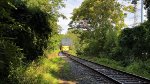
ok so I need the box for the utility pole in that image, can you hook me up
[141,0,143,23]
[132,0,138,26]
[132,0,144,24]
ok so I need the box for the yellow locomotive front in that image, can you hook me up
[61,46,69,52]
[60,38,72,53]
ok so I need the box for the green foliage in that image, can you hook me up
[0,0,65,83]
[68,0,150,79]
[79,55,150,79]
[70,0,125,57]
[71,0,125,30]
[10,3,51,60]
[123,5,135,13]
[118,21,150,61]
[126,60,150,78]
[144,0,150,8]
[104,28,118,53]
[9,57,69,84]
[0,39,23,83]
[79,55,124,71]
[144,0,150,20]
[47,34,63,53]
[0,0,64,61]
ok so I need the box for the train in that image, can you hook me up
[60,38,72,52]
[60,46,70,52]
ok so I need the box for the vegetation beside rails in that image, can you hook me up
[78,55,150,79]
[10,53,72,84]
[0,0,65,83]
[67,0,150,80]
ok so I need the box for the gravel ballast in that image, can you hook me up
[62,56,115,84]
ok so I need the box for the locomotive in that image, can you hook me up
[60,38,72,52]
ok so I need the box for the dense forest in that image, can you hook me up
[0,0,64,83]
[68,0,150,78]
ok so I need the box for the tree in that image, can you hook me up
[0,0,64,82]
[0,0,64,61]
[144,0,150,20]
[70,0,125,56]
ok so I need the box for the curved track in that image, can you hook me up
[63,53,150,84]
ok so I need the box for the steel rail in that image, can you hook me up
[63,53,150,84]
[64,53,122,84]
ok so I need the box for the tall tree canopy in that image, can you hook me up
[0,0,64,82]
[70,0,125,56]
[70,0,125,30]
[0,0,64,61]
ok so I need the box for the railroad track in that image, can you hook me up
[63,53,150,84]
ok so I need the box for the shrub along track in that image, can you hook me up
[63,53,150,84]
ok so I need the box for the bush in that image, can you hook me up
[9,57,70,84]
[118,21,150,61]
[0,39,23,83]
[126,60,150,79]
[79,55,150,79]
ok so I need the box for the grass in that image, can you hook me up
[125,60,150,79]
[79,55,124,70]
[9,51,73,84]
[78,55,150,79]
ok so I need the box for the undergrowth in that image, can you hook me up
[79,55,150,79]
[10,56,71,84]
